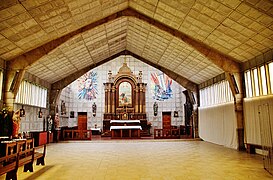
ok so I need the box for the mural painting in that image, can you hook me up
[151,72,173,101]
[78,71,98,100]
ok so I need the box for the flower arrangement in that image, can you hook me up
[147,121,152,127]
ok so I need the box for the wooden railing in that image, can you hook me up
[63,130,92,140]
[154,129,180,139]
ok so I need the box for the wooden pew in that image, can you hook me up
[0,139,47,180]
[0,142,17,180]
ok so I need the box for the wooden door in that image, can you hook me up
[78,112,87,130]
[162,112,171,129]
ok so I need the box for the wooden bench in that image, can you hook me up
[0,138,46,180]
[0,142,17,180]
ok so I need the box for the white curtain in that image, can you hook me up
[199,102,238,149]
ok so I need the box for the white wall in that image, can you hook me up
[14,104,48,132]
[244,95,273,146]
[59,56,186,131]
[199,102,238,149]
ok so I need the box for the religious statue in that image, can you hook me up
[12,110,21,138]
[153,102,158,116]
[54,113,60,129]
[138,71,143,83]
[61,100,66,115]
[47,115,53,132]
[92,102,97,117]
[108,71,112,82]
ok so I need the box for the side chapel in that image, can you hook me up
[102,62,148,137]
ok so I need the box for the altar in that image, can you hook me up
[110,120,142,138]
[110,126,142,138]
[102,60,148,138]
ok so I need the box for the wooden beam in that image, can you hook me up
[7,10,126,70]
[8,8,240,74]
[122,8,241,73]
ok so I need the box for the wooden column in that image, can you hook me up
[139,84,143,113]
[142,85,146,113]
[226,72,245,151]
[3,69,25,111]
[111,86,115,113]
[135,86,139,113]
[107,84,111,113]
[104,87,108,113]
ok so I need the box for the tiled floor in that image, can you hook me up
[1,140,272,180]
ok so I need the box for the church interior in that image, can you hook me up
[0,0,273,179]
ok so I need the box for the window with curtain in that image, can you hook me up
[260,65,267,95]
[269,62,273,94]
[245,70,252,98]
[253,68,260,97]
[244,62,273,98]
[15,80,47,108]
[200,80,233,107]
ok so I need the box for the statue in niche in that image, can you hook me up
[61,100,66,115]
[153,102,158,116]
[92,102,97,117]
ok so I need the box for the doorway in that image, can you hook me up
[78,112,87,130]
[162,112,171,129]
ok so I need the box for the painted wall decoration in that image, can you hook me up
[119,82,132,106]
[151,72,173,101]
[78,71,98,100]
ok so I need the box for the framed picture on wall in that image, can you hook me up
[20,107,25,117]
[174,111,178,117]
[70,111,75,118]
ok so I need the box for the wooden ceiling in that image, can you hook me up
[1,0,272,84]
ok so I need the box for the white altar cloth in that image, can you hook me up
[110,120,140,123]
[110,126,142,130]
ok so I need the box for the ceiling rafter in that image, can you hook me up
[7,8,240,74]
